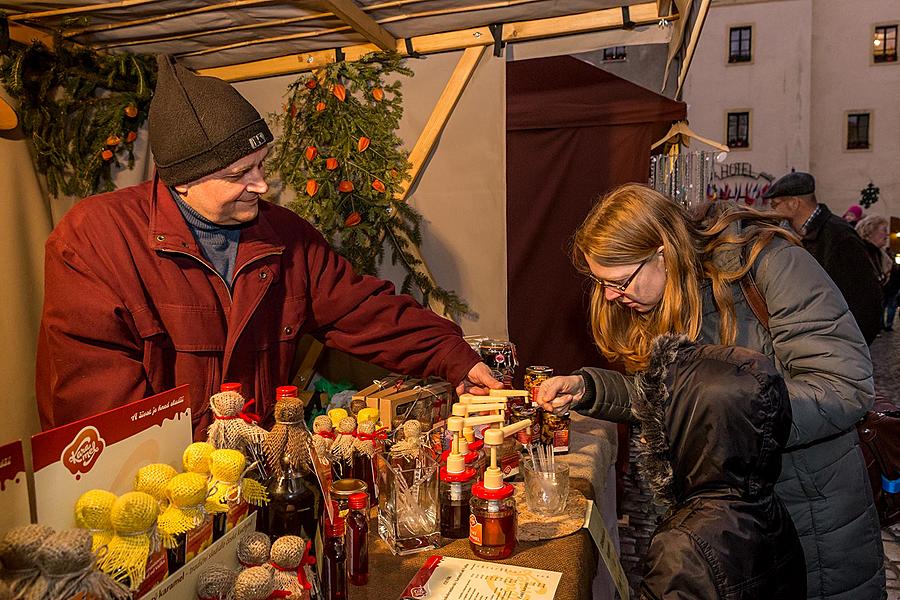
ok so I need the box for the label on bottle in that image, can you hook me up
[310,444,335,522]
[553,427,570,453]
[469,514,483,546]
[226,500,249,532]
[185,517,214,561]
[136,547,169,597]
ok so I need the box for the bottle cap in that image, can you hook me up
[348,492,368,510]
[220,382,242,393]
[276,385,298,399]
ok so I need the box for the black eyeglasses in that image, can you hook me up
[589,254,654,293]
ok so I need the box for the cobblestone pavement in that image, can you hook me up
[617,328,900,599]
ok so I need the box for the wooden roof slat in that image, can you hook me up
[177,24,354,58]
[9,0,169,22]
[63,0,276,38]
[198,2,673,82]
[322,0,396,52]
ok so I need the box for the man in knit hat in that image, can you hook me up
[36,56,499,438]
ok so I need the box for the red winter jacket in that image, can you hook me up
[37,177,480,439]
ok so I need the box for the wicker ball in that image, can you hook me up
[236,532,271,568]
[233,565,276,600]
[196,563,236,600]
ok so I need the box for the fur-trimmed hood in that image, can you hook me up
[632,335,792,505]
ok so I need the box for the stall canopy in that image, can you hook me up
[506,56,686,378]
[2,0,701,88]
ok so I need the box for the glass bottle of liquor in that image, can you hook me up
[346,492,369,586]
[322,513,348,600]
[265,452,322,543]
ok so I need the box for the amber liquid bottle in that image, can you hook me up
[346,493,369,586]
[266,453,322,544]
[322,514,349,600]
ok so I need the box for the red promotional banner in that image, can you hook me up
[0,439,30,534]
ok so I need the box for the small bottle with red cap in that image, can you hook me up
[322,503,349,600]
[346,492,369,586]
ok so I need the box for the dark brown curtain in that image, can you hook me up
[506,56,686,380]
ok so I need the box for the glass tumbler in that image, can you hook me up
[522,459,569,516]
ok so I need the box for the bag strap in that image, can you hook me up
[740,266,769,332]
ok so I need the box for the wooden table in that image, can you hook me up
[347,477,598,600]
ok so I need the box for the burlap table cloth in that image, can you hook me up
[348,477,598,600]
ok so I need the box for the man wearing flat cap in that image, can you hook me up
[36,56,499,438]
[766,171,882,343]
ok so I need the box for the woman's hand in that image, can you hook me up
[455,362,503,396]
[536,375,586,414]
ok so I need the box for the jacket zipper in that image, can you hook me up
[158,249,284,301]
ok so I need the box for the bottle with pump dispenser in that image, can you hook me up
[439,415,479,539]
[468,419,532,560]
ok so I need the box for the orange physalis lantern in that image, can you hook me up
[371,88,384,101]
[306,179,319,196]
[325,158,339,171]
[124,105,138,118]
[344,212,362,227]
[126,131,138,143]
[372,180,386,193]
[106,135,121,146]
[315,102,326,112]
[101,149,114,161]
[305,146,318,161]
[338,180,354,192]
[357,137,370,152]
[306,79,318,90]
[332,84,346,102]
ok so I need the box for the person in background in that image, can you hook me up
[634,336,805,600]
[36,56,499,440]
[843,204,864,226]
[536,184,884,599]
[856,215,900,331]
[765,172,883,344]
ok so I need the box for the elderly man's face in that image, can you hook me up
[174,146,269,225]
[769,195,799,221]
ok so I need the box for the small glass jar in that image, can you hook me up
[469,483,517,560]
[509,405,540,446]
[523,366,553,405]
[330,478,368,518]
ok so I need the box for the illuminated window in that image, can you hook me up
[873,25,897,63]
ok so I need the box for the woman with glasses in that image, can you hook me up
[536,183,885,599]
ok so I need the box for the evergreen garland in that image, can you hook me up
[269,52,471,321]
[0,36,155,198]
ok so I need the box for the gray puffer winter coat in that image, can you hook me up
[576,223,885,599]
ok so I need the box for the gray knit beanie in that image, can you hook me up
[149,55,274,186]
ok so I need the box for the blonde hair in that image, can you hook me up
[855,214,888,245]
[573,184,798,371]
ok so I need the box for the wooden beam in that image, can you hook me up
[400,46,485,199]
[675,0,711,99]
[8,22,57,49]
[64,0,274,37]
[321,0,396,52]
[8,0,165,22]
[199,2,673,82]
[656,0,675,17]
[178,25,353,58]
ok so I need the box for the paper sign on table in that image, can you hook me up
[0,439,30,534]
[31,385,192,530]
[583,499,630,600]
[399,555,561,600]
